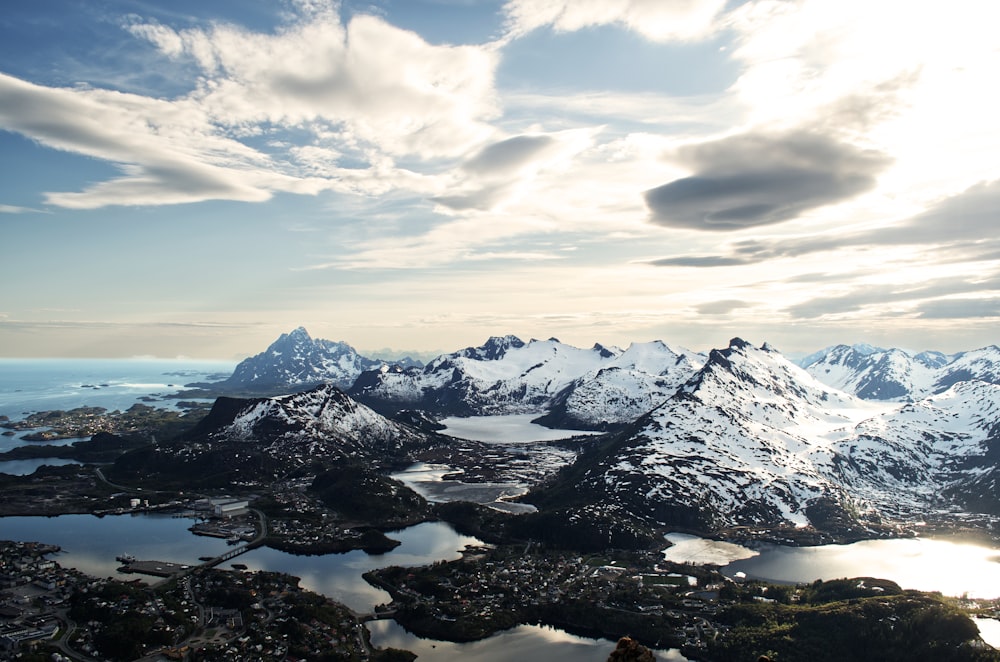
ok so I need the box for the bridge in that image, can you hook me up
[148,509,268,587]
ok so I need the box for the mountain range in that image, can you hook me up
[166,328,1000,540]
[800,342,1000,401]
[202,328,1000,417]
[349,335,705,427]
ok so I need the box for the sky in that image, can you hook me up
[1,0,999,360]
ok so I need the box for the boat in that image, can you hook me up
[116,553,136,563]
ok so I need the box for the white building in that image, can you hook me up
[213,500,249,518]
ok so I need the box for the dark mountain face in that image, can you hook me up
[207,327,392,392]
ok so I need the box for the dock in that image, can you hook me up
[118,560,192,578]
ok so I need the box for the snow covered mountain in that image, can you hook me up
[112,383,440,487]
[533,339,872,533]
[801,343,1000,401]
[193,383,432,462]
[349,335,626,417]
[530,338,1000,538]
[204,327,418,393]
[933,345,1000,392]
[534,340,705,430]
[800,344,939,400]
[829,379,1000,515]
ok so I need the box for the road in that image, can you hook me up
[52,608,98,662]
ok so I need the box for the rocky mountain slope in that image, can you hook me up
[529,338,1000,539]
[802,343,1000,401]
[199,327,419,393]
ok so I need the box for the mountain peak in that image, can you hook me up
[212,328,384,391]
[728,337,753,350]
[475,335,526,360]
[282,326,313,343]
[592,342,616,358]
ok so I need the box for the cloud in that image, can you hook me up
[0,5,502,209]
[648,255,749,267]
[0,319,259,331]
[0,73,277,208]
[154,11,499,159]
[434,129,595,211]
[696,299,752,315]
[462,135,556,177]
[785,273,1000,320]
[0,204,49,214]
[882,179,1000,245]
[916,298,1000,320]
[503,0,726,42]
[644,130,891,231]
[661,178,1000,266]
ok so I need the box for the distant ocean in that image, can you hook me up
[0,358,234,473]
[0,358,235,422]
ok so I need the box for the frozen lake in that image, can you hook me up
[440,413,599,442]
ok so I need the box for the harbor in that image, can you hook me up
[112,509,267,580]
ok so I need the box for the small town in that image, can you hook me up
[0,539,398,661]
[366,543,730,652]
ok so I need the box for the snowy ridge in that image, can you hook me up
[541,340,706,429]
[934,345,1000,392]
[802,343,1000,401]
[350,335,626,417]
[566,339,870,531]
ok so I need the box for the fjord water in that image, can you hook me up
[0,358,234,425]
[724,536,1000,600]
[0,513,234,578]
[665,533,1000,600]
[235,521,483,612]
[0,515,479,607]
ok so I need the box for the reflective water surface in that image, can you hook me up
[368,620,688,661]
[236,521,483,612]
[723,536,1000,599]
